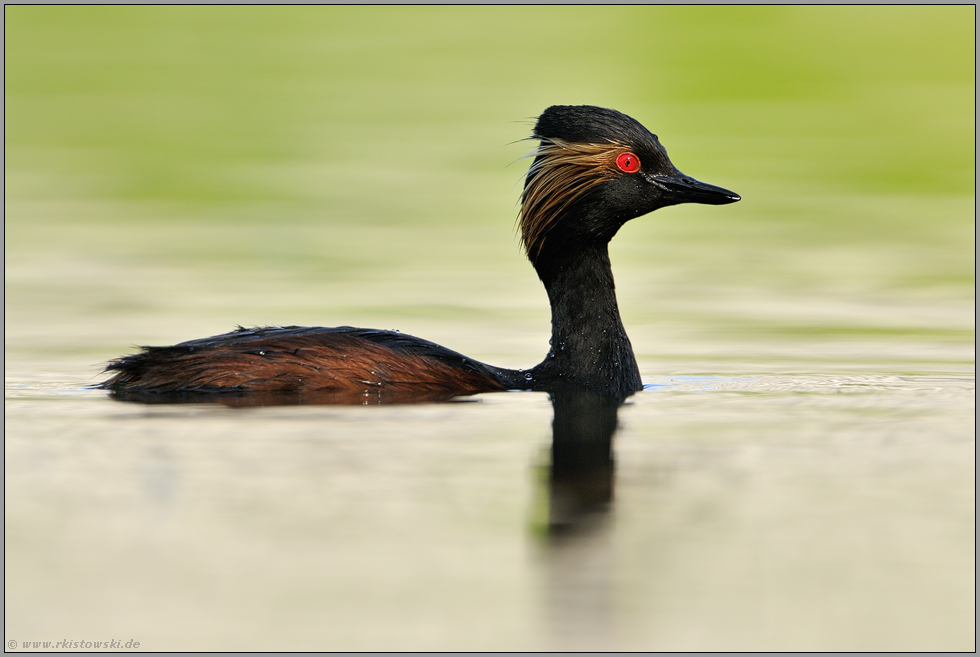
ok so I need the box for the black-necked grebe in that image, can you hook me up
[101,105,739,403]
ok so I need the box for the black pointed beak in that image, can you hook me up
[651,171,741,205]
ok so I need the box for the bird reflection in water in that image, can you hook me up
[111,387,622,533]
[106,387,471,407]
[536,390,623,650]
[544,390,620,532]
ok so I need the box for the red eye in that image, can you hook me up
[616,152,640,173]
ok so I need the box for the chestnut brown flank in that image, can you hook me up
[102,328,506,395]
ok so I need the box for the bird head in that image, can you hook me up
[519,105,740,263]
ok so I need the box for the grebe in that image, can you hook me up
[101,105,739,403]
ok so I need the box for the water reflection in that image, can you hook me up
[540,391,622,649]
[109,386,625,530]
[109,385,624,530]
[546,391,620,532]
[107,388,472,406]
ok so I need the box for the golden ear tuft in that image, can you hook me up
[518,138,626,258]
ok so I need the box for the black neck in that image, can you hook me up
[529,242,642,400]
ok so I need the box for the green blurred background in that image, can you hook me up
[4,6,975,370]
